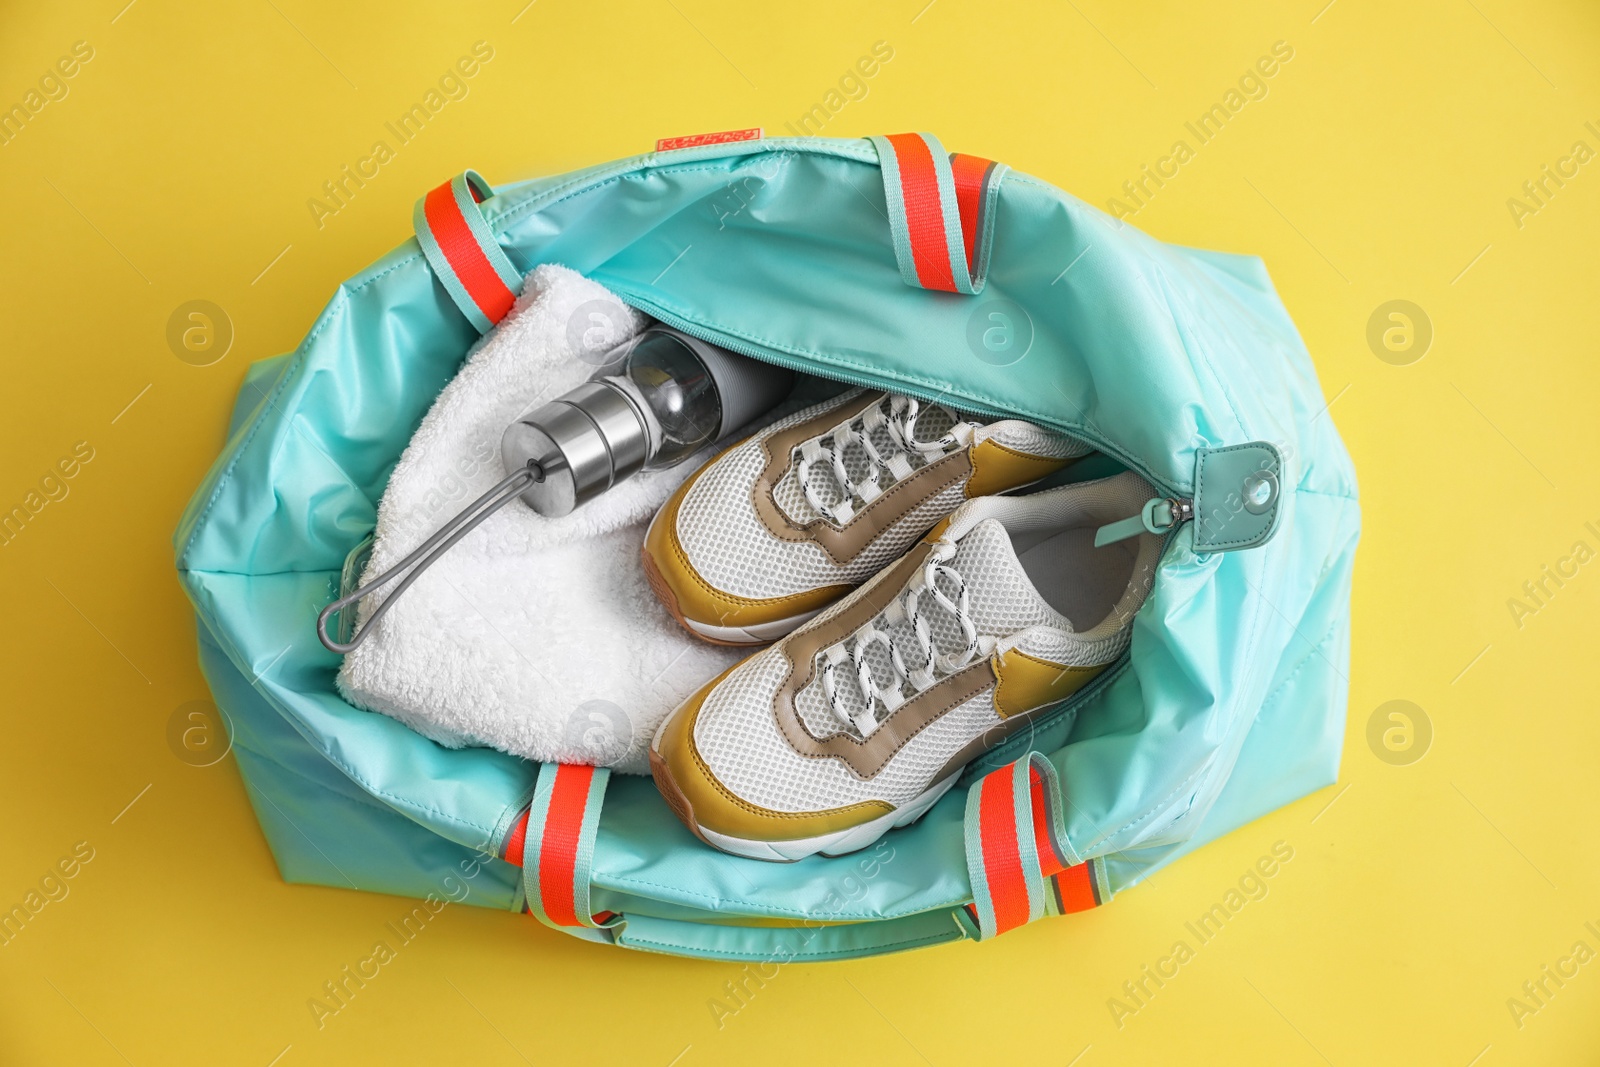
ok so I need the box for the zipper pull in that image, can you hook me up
[1094,497,1193,547]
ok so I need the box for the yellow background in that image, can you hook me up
[2,0,1597,1063]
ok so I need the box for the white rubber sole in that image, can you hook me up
[682,608,824,646]
[696,773,960,862]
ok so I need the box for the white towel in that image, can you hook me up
[336,265,744,774]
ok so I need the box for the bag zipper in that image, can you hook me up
[610,291,1189,501]
[1093,496,1194,547]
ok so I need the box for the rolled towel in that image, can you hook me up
[336,264,745,773]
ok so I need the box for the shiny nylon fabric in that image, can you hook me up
[174,137,1357,958]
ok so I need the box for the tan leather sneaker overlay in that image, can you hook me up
[750,392,975,567]
[771,542,987,779]
[991,649,1105,718]
[965,438,1077,498]
[652,666,893,842]
[770,544,1108,781]
[645,452,851,634]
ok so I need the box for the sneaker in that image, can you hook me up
[642,388,1090,646]
[649,471,1165,861]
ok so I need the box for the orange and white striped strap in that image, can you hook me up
[868,132,1006,296]
[501,763,614,930]
[413,169,524,334]
[962,753,1105,939]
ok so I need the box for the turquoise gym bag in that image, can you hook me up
[174,131,1358,960]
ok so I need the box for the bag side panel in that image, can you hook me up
[199,629,522,908]
[187,569,535,851]
[1100,514,1354,890]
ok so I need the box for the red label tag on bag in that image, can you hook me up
[655,127,763,152]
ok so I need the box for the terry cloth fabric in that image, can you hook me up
[336,264,745,774]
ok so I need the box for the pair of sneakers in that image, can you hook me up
[643,388,1165,861]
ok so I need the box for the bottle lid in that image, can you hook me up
[500,381,649,516]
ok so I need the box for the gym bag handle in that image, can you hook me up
[868,132,1006,296]
[412,136,1004,333]
[506,762,612,931]
[961,752,1107,940]
[413,169,523,333]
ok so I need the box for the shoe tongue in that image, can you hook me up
[944,518,1073,638]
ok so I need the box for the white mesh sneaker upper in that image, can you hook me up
[673,389,1088,602]
[981,419,1093,460]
